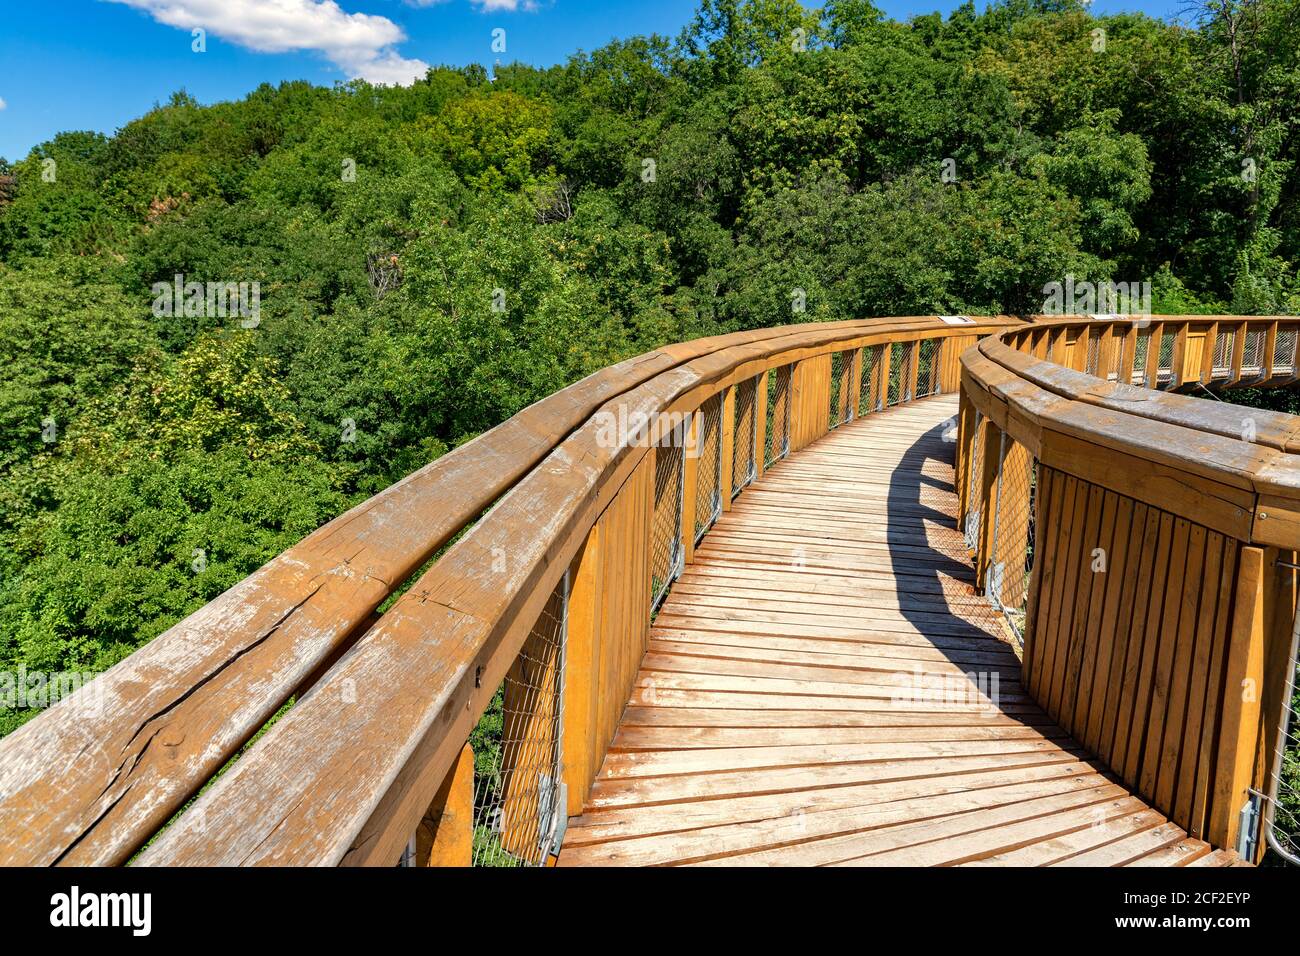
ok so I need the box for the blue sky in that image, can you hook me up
[0,0,1191,163]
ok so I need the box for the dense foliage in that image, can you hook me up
[2,0,1299,736]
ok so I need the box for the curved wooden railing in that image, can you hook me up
[958,314,1300,863]
[0,314,1011,866]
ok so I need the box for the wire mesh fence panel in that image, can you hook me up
[1266,673,1300,864]
[732,375,758,497]
[1243,326,1266,377]
[1212,327,1236,377]
[764,364,791,467]
[1155,331,1175,387]
[471,575,567,867]
[1131,329,1151,386]
[887,341,915,406]
[1085,333,1102,376]
[1262,611,1300,866]
[986,434,1038,646]
[916,338,941,397]
[1274,329,1298,376]
[651,434,685,611]
[694,393,723,542]
[963,412,986,552]
[857,345,884,415]
[827,350,854,428]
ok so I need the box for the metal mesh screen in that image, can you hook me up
[1131,330,1151,386]
[471,575,567,867]
[857,345,884,415]
[1264,636,1300,865]
[651,434,685,611]
[916,338,941,398]
[828,350,853,428]
[1243,327,1266,376]
[986,434,1038,647]
[1085,333,1102,376]
[887,341,915,406]
[1155,331,1175,387]
[1212,328,1235,377]
[694,394,723,542]
[963,412,986,552]
[732,376,757,497]
[764,365,791,467]
[1274,329,1298,375]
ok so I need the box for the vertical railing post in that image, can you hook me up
[1097,327,1114,379]
[1066,329,1083,371]
[1143,324,1163,387]
[1169,323,1189,387]
[719,385,735,513]
[939,337,966,393]
[877,345,893,412]
[789,360,806,453]
[847,348,862,421]
[1050,329,1066,365]
[905,341,920,403]
[1230,320,1248,385]
[1210,546,1266,854]
[1263,321,1279,382]
[1119,324,1138,384]
[416,743,474,866]
[561,525,600,816]
[1200,321,1219,384]
[753,370,769,481]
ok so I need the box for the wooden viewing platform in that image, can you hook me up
[559,397,1236,866]
[1,315,1295,867]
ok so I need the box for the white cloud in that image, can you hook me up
[473,0,539,9]
[0,97,7,111]
[107,0,430,85]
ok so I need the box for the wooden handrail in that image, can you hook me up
[982,330,1300,453]
[958,316,1300,860]
[0,315,1014,866]
[136,316,1009,866]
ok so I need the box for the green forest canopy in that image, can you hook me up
[1,0,1299,733]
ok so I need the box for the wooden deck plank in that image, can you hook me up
[558,395,1217,867]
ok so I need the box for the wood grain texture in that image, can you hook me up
[0,316,1016,866]
[557,396,1216,867]
[9,313,1289,869]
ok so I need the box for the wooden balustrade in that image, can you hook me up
[6,311,1296,867]
[1001,315,1300,392]
[0,314,1011,867]
[960,317,1300,860]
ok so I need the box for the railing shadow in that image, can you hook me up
[882,409,1046,732]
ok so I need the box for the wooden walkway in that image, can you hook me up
[557,395,1237,867]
